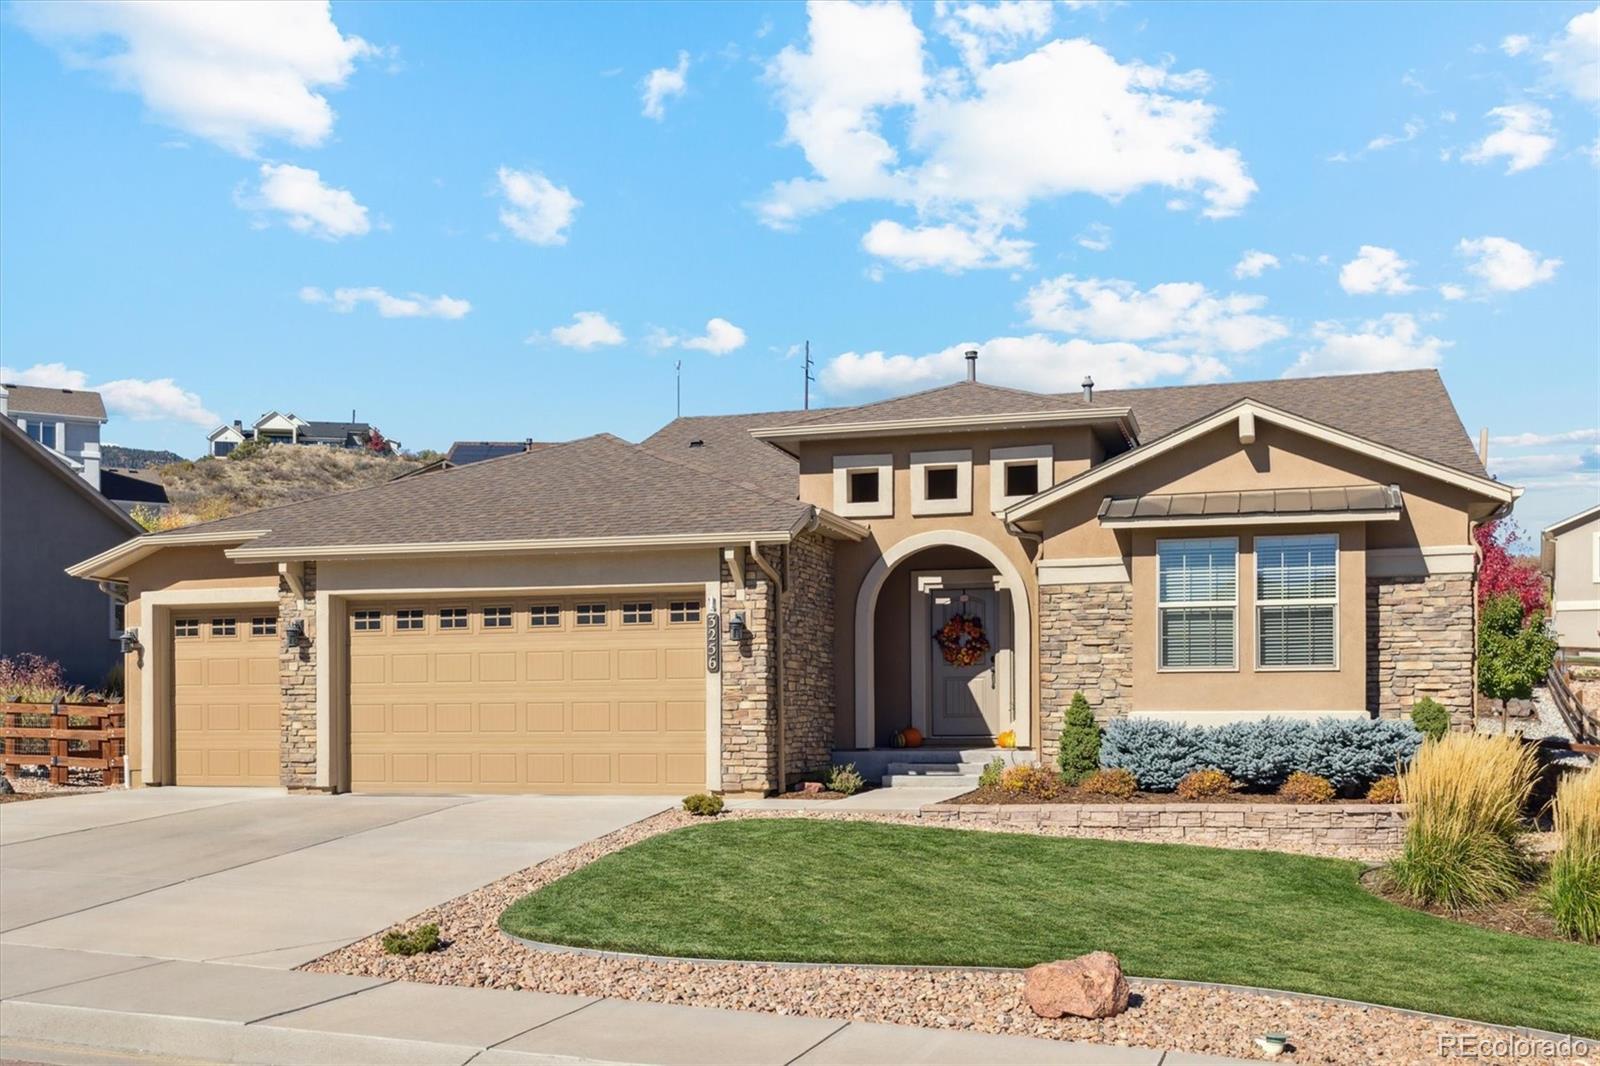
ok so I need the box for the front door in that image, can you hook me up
[929,587,1001,738]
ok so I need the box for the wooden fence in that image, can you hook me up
[1548,650,1597,747]
[1,702,125,786]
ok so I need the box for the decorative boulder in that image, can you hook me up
[797,780,825,795]
[1024,952,1130,1019]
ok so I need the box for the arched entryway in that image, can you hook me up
[854,530,1032,749]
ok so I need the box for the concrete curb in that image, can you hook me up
[499,932,1589,1044]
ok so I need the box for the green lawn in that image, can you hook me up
[501,820,1600,1037]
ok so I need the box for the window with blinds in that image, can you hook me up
[1157,538,1237,669]
[1256,534,1338,668]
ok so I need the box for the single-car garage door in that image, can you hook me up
[348,594,707,794]
[173,612,282,786]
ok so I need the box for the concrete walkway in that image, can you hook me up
[0,947,1245,1065]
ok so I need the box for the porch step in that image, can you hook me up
[833,746,1036,781]
[880,772,983,790]
[886,761,993,775]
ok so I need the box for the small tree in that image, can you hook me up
[1410,697,1450,741]
[1056,691,1101,785]
[1477,592,1557,701]
[1474,519,1546,619]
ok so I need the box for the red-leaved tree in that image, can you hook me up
[1474,518,1547,620]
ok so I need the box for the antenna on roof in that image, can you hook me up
[803,341,815,410]
[675,360,682,419]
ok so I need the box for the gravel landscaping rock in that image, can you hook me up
[304,809,1582,1064]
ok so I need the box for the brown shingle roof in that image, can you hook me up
[642,409,803,498]
[782,381,1096,426]
[2,384,107,420]
[174,433,810,552]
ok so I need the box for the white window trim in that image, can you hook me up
[1156,536,1239,673]
[1254,533,1340,672]
[833,453,893,518]
[990,445,1053,512]
[107,583,128,639]
[910,449,972,517]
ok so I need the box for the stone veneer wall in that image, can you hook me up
[782,532,836,778]
[1367,573,1475,724]
[279,561,318,788]
[1038,582,1132,763]
[720,549,777,792]
[920,801,1405,859]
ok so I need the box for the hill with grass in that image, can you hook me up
[102,444,187,469]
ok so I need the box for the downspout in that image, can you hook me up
[750,538,787,795]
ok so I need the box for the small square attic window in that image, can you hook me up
[1005,462,1039,498]
[925,466,959,500]
[848,469,880,504]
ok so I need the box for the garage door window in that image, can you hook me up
[353,609,382,632]
[251,617,277,637]
[622,602,654,625]
[439,607,469,630]
[483,606,513,628]
[175,618,200,638]
[211,618,237,637]
[576,603,607,626]
[396,609,425,631]
[669,600,701,623]
[529,605,560,628]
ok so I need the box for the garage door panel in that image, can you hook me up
[173,613,280,787]
[349,594,706,794]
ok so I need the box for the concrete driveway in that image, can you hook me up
[0,788,668,968]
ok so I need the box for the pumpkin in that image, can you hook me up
[891,730,907,748]
[901,727,923,748]
[996,729,1016,749]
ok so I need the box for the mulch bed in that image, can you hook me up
[953,785,1385,806]
[1360,867,1568,944]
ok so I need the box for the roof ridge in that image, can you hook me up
[635,434,802,508]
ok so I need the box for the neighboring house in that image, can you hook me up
[101,468,171,516]
[71,364,1516,796]
[1,416,143,684]
[394,440,551,480]
[0,382,107,490]
[207,412,382,457]
[1543,503,1600,653]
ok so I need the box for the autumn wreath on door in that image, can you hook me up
[933,612,991,668]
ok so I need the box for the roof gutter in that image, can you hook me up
[225,530,801,562]
[750,408,1139,458]
[67,529,269,581]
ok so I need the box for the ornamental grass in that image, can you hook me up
[1547,762,1600,943]
[1386,733,1537,910]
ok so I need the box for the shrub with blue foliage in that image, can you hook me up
[1292,717,1422,791]
[1100,715,1422,793]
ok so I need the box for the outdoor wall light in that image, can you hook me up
[284,619,306,649]
[119,628,141,655]
[728,611,747,641]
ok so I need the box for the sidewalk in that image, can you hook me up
[0,947,1248,1065]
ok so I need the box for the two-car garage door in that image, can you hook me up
[346,594,707,794]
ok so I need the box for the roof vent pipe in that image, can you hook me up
[965,348,978,382]
[1082,375,1094,403]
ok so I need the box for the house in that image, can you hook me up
[1,416,144,684]
[392,441,552,480]
[207,412,382,457]
[70,362,1516,796]
[1542,503,1600,653]
[0,382,106,490]
[100,467,171,516]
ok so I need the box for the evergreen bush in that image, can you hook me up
[1055,692,1101,785]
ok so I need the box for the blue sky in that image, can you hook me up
[1,1,1596,533]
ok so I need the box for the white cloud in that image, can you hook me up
[761,2,1254,265]
[1285,314,1450,377]
[1462,104,1555,173]
[861,219,1032,271]
[934,0,1054,69]
[1233,250,1279,279]
[1456,236,1561,292]
[1365,118,1424,152]
[641,51,689,120]
[546,311,626,349]
[1490,428,1600,447]
[239,163,368,239]
[1438,283,1468,301]
[820,333,1226,399]
[1544,6,1599,104]
[1500,34,1531,57]
[14,0,375,156]
[1075,222,1112,252]
[1,362,216,426]
[1338,245,1417,295]
[495,167,580,245]
[1023,275,1289,356]
[655,317,748,355]
[1487,448,1600,477]
[299,286,470,319]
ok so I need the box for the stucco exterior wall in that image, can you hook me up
[797,429,1074,748]
[1550,514,1600,651]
